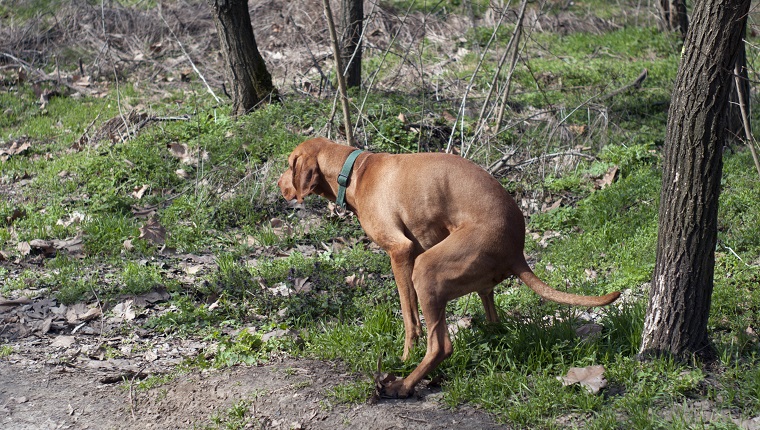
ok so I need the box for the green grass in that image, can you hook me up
[2,1,760,428]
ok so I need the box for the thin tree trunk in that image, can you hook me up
[341,0,363,89]
[727,22,749,141]
[659,0,689,38]
[208,0,278,116]
[640,0,751,361]
[323,0,355,146]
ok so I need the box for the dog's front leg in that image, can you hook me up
[388,241,422,361]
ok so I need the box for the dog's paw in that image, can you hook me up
[377,376,414,399]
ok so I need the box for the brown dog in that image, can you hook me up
[278,137,620,398]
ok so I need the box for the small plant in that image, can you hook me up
[0,345,13,358]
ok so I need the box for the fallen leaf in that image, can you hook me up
[541,199,563,213]
[28,239,57,257]
[575,323,603,340]
[66,303,102,324]
[138,217,166,246]
[131,184,149,199]
[56,211,88,227]
[293,277,312,293]
[345,274,365,288]
[123,239,134,251]
[5,207,26,225]
[595,166,619,189]
[558,365,607,394]
[447,316,472,336]
[52,235,84,257]
[0,140,31,158]
[17,242,31,256]
[112,300,136,322]
[50,335,77,348]
[568,124,587,136]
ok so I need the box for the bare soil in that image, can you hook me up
[1,355,507,430]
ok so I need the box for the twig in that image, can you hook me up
[723,244,759,267]
[322,0,355,146]
[0,52,94,96]
[494,0,530,132]
[734,62,760,178]
[445,1,509,154]
[157,4,221,104]
[490,150,595,175]
[599,68,648,101]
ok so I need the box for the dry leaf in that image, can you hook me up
[52,236,84,257]
[6,207,26,225]
[17,241,31,256]
[575,323,603,340]
[568,124,587,136]
[66,304,102,324]
[447,316,472,336]
[0,140,31,158]
[558,365,607,394]
[123,239,134,251]
[293,277,312,294]
[139,217,166,246]
[131,184,149,199]
[595,166,619,189]
[345,274,366,288]
[29,239,57,257]
[541,199,563,213]
[50,335,77,348]
[56,211,88,227]
[112,300,136,322]
[175,169,189,179]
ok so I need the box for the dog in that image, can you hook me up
[278,137,620,398]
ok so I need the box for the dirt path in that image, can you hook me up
[1,357,509,430]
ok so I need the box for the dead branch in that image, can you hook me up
[322,0,355,146]
[490,150,596,175]
[599,68,648,101]
[0,52,94,96]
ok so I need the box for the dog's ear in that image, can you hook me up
[291,155,320,203]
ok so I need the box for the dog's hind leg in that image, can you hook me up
[382,229,502,397]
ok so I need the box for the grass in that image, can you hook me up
[2,0,760,428]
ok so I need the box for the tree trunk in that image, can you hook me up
[640,0,751,361]
[659,0,689,38]
[340,0,363,89]
[208,0,278,116]
[727,22,749,142]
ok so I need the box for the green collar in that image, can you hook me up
[336,149,363,209]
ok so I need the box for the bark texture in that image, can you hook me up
[340,0,363,88]
[640,0,751,360]
[208,0,278,116]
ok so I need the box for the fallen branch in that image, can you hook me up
[490,150,595,175]
[599,68,648,101]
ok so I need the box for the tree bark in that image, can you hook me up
[640,0,751,361]
[340,0,363,89]
[659,0,689,38]
[208,0,278,116]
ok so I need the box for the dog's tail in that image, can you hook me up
[517,268,620,307]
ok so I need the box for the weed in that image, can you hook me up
[0,345,13,358]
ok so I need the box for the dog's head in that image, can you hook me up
[278,139,323,203]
